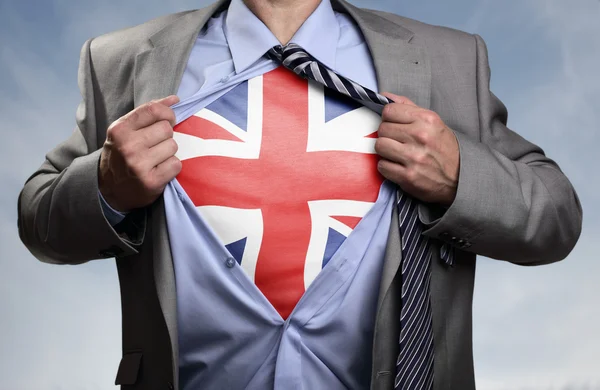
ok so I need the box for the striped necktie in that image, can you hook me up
[268,43,455,389]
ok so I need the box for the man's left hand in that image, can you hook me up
[375,92,460,207]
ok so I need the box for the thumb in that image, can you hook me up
[381,92,418,107]
[155,95,180,107]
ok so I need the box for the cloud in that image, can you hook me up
[470,1,600,389]
[509,0,600,190]
[0,213,122,389]
[474,229,600,389]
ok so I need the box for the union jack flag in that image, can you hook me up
[173,67,383,319]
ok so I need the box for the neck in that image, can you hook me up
[243,0,322,44]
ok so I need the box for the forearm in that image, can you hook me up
[18,145,146,264]
[17,38,146,265]
[421,130,582,265]
[419,34,582,265]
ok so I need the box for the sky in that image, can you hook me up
[0,0,598,389]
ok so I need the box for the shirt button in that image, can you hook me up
[225,257,236,268]
[220,75,230,83]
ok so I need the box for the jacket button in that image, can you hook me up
[167,382,174,390]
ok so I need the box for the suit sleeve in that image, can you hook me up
[17,38,147,265]
[420,34,582,265]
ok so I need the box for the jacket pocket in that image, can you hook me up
[115,351,143,385]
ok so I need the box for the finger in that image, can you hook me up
[145,138,179,169]
[155,95,180,107]
[381,101,423,124]
[374,137,410,165]
[380,92,417,107]
[121,96,179,130]
[153,155,183,187]
[378,121,416,144]
[137,120,174,148]
[377,158,409,187]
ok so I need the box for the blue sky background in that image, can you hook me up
[0,0,598,389]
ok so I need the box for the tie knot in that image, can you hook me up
[268,43,311,62]
[272,44,284,55]
[267,45,285,62]
[267,43,314,79]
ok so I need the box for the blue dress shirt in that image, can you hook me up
[100,0,396,388]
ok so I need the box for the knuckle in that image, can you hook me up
[412,150,428,165]
[161,120,174,138]
[382,104,394,120]
[144,101,158,118]
[377,159,387,173]
[168,138,179,154]
[377,158,395,175]
[164,138,179,155]
[153,121,167,138]
[415,130,431,145]
[171,157,183,175]
[377,122,392,138]
[166,107,176,123]
[398,96,413,105]
[125,110,140,126]
[106,125,118,141]
[107,120,127,140]
[419,110,440,126]
[405,167,418,183]
[374,138,385,154]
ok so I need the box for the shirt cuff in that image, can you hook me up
[417,203,448,228]
[98,190,128,226]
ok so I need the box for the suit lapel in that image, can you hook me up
[333,0,433,313]
[133,0,229,107]
[332,0,432,109]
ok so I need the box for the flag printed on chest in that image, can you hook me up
[174,67,383,319]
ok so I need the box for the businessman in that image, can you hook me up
[17,0,582,389]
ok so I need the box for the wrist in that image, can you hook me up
[99,184,131,214]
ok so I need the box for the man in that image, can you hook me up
[17,0,582,389]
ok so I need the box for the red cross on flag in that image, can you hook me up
[173,67,384,319]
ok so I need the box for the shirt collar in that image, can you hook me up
[225,0,340,74]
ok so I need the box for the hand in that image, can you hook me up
[375,92,460,206]
[98,95,182,213]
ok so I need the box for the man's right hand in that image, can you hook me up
[98,95,182,213]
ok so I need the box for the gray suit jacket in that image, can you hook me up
[17,0,582,389]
